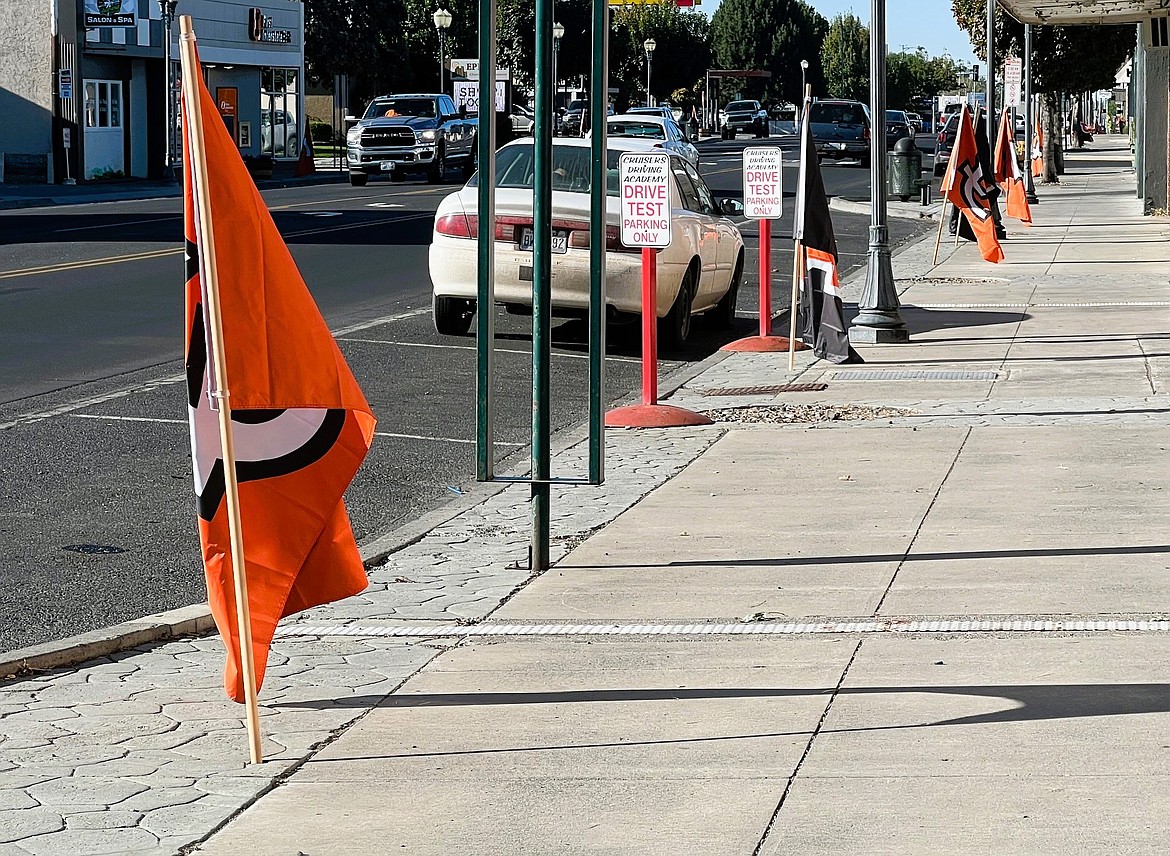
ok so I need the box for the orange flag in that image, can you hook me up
[942,105,1004,264]
[994,109,1032,225]
[182,55,375,703]
[1031,118,1044,178]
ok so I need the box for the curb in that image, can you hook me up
[830,196,942,221]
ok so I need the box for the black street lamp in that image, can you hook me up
[644,38,656,106]
[433,8,453,93]
[553,21,564,113]
[160,0,178,183]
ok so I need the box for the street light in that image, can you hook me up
[799,58,808,98]
[553,21,564,118]
[644,38,656,106]
[159,0,178,182]
[433,8,453,93]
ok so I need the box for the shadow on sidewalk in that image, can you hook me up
[848,307,1030,335]
[281,683,1170,734]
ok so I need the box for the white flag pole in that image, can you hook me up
[178,15,263,766]
[789,85,812,372]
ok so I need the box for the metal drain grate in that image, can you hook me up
[701,383,828,396]
[829,370,999,381]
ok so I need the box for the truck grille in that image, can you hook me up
[361,128,416,148]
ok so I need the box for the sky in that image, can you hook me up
[699,0,980,67]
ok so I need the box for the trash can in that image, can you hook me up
[888,136,922,202]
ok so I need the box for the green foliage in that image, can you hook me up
[820,13,868,101]
[950,0,1133,93]
[610,5,712,106]
[711,0,827,103]
[886,49,962,109]
[304,0,411,102]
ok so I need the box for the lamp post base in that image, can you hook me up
[849,324,909,344]
[850,225,909,344]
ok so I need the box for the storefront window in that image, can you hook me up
[260,67,299,157]
[84,81,122,129]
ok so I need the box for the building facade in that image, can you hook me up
[0,0,304,184]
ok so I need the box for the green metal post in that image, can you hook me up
[475,0,497,482]
[532,0,553,571]
[587,0,608,485]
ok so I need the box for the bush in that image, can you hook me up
[310,121,334,144]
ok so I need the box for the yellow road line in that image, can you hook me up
[0,211,433,280]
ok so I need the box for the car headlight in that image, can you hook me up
[346,128,361,144]
[419,129,437,141]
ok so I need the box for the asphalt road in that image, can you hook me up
[0,136,933,653]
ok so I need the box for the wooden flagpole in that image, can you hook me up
[931,197,949,266]
[178,15,264,766]
[789,84,813,372]
[788,240,801,371]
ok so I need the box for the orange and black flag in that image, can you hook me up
[794,96,862,364]
[182,51,375,703]
[943,105,1004,264]
[994,109,1032,225]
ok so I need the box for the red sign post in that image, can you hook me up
[606,151,711,428]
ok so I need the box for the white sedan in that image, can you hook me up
[429,138,745,347]
[589,114,700,167]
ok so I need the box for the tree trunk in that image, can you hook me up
[1042,91,1061,184]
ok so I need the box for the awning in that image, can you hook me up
[999,0,1170,25]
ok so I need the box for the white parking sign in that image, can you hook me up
[619,151,672,249]
[742,147,783,219]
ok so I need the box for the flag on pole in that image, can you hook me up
[182,57,375,703]
[994,109,1032,225]
[1031,118,1044,178]
[794,98,862,364]
[294,130,316,177]
[942,105,1004,264]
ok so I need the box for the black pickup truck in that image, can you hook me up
[345,93,477,186]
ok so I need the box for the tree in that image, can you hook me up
[304,0,411,105]
[610,5,712,107]
[820,13,868,101]
[950,0,1133,182]
[886,49,962,109]
[711,0,827,104]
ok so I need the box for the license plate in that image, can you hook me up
[519,227,568,254]
[832,142,847,150]
[379,160,399,171]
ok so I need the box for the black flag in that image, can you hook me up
[794,98,863,365]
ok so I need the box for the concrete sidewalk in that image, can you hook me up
[2,140,1169,855]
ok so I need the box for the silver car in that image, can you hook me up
[590,114,700,167]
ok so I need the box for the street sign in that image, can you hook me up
[62,127,71,148]
[618,151,671,248]
[1004,56,1023,106]
[59,68,73,101]
[742,147,783,219]
[448,59,510,80]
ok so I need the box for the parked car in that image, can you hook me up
[260,109,298,157]
[628,105,698,141]
[886,110,912,148]
[718,99,769,139]
[561,99,615,136]
[808,99,871,164]
[905,111,924,135]
[934,111,962,176]
[590,114,699,167]
[510,104,535,135]
[345,93,476,185]
[428,138,746,347]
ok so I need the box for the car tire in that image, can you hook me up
[711,253,743,330]
[659,264,696,349]
[427,147,446,184]
[934,162,946,177]
[348,172,368,187]
[433,294,474,336]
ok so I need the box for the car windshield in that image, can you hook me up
[810,103,867,125]
[364,98,437,119]
[886,111,905,121]
[468,143,627,196]
[607,121,666,140]
[726,101,756,112]
[565,100,587,113]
